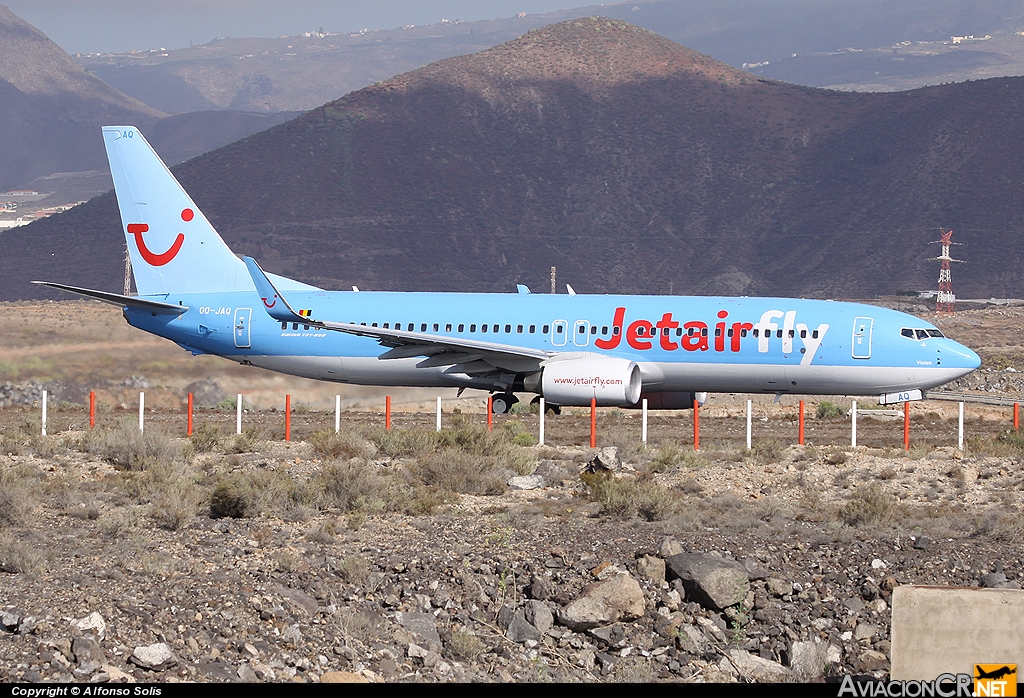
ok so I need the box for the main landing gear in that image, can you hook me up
[490,393,518,414]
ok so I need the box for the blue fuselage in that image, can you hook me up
[126,289,980,397]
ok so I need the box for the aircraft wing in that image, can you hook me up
[31,281,188,315]
[243,257,551,373]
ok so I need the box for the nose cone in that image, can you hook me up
[945,340,982,377]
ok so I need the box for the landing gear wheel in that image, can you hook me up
[490,393,518,414]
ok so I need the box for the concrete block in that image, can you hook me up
[891,585,1024,680]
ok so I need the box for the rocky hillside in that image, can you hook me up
[6,17,1024,300]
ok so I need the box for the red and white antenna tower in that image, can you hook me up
[928,228,964,314]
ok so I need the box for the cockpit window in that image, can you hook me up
[901,328,914,338]
[915,329,929,340]
[927,329,944,338]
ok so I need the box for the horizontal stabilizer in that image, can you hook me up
[31,281,188,315]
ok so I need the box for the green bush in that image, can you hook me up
[816,402,845,419]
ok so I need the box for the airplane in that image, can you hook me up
[35,126,981,414]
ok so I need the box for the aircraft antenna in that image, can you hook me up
[124,243,133,296]
[928,228,964,314]
[550,266,556,294]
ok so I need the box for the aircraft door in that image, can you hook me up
[852,317,873,359]
[234,308,252,348]
[551,320,568,346]
[573,320,590,347]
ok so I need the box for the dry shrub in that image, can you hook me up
[580,471,680,521]
[311,430,373,460]
[973,508,1024,543]
[371,428,436,458]
[210,469,303,519]
[86,421,180,470]
[317,460,387,513]
[448,630,485,661]
[837,483,899,527]
[816,402,845,419]
[227,426,264,454]
[408,449,509,495]
[188,424,221,454]
[0,465,41,527]
[338,554,370,584]
[0,533,44,574]
[750,439,784,464]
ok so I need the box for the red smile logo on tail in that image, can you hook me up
[262,295,278,309]
[127,223,184,266]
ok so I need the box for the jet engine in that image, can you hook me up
[525,357,642,407]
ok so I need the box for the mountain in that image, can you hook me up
[76,0,1024,114]
[5,17,1024,302]
[0,4,165,190]
[0,6,300,194]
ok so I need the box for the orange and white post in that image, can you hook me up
[590,397,597,448]
[903,401,910,450]
[285,394,291,442]
[798,400,805,446]
[385,395,392,431]
[693,398,700,451]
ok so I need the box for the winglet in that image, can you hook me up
[516,284,531,294]
[243,256,307,323]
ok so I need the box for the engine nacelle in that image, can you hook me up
[636,392,708,409]
[533,357,643,407]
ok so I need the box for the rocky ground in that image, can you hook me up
[1,407,1022,684]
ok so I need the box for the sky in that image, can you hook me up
[5,0,583,54]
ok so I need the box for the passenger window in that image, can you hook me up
[752,329,759,337]
[433,323,439,332]
[304,325,310,330]
[383,323,390,329]
[481,324,488,333]
[702,328,708,337]
[579,326,586,334]
[408,323,414,331]
[591,325,597,334]
[281,322,287,330]
[800,329,807,338]
[446,324,452,332]
[727,328,734,337]
[517,324,523,333]
[663,327,670,336]
[601,326,608,334]
[292,322,298,330]
[543,325,550,334]
[688,328,695,336]
[676,328,682,336]
[421,323,427,332]
[458,324,465,332]
[555,324,563,334]
[613,327,620,336]
[470,324,476,332]
[715,328,722,337]
[502,324,509,333]
[812,330,818,339]
[529,325,536,333]
[788,330,794,338]
[371,322,378,327]
[776,329,782,338]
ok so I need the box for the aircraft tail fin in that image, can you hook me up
[102,125,252,296]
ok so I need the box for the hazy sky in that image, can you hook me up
[5,0,580,54]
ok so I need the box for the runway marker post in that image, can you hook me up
[798,400,805,445]
[641,398,648,445]
[746,399,752,450]
[285,394,291,441]
[590,398,596,448]
[89,391,96,429]
[41,390,47,436]
[903,401,910,451]
[139,391,145,434]
[335,395,341,434]
[851,400,857,448]
[436,396,442,432]
[538,398,545,446]
[693,398,700,451]
[236,394,242,435]
[187,393,193,436]
[385,396,392,431]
